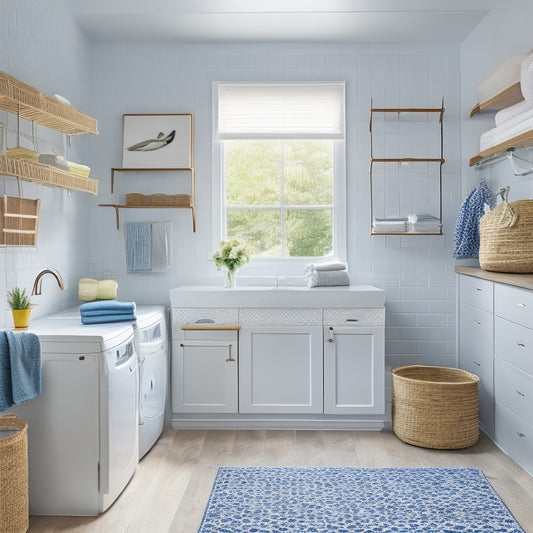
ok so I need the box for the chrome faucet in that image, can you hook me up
[32,268,65,296]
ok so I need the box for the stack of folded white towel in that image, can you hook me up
[304,261,350,288]
[372,217,408,233]
[407,213,442,233]
[478,50,533,152]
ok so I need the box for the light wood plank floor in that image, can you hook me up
[28,429,533,533]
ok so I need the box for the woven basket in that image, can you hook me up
[0,415,29,533]
[479,199,533,273]
[391,365,480,449]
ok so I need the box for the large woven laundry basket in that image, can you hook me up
[392,365,480,449]
[0,415,29,533]
[479,199,533,273]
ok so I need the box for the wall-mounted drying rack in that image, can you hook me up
[474,147,533,176]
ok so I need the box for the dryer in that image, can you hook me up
[134,305,168,459]
[6,309,139,516]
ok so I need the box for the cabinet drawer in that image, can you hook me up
[459,275,493,311]
[323,308,385,327]
[495,317,533,375]
[171,308,238,337]
[459,303,493,367]
[495,402,533,475]
[495,357,533,426]
[239,308,322,326]
[495,283,533,329]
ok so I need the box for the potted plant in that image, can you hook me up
[7,286,32,330]
[212,239,250,288]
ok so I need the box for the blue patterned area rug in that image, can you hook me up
[198,466,525,533]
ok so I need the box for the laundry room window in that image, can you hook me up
[213,82,346,263]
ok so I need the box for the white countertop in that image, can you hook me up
[171,285,385,308]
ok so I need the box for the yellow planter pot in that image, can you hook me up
[11,309,31,330]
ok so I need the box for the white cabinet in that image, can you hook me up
[171,328,238,413]
[239,326,323,414]
[323,324,384,415]
[457,268,533,475]
[494,283,533,475]
[457,274,494,435]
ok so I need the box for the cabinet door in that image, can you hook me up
[239,326,323,413]
[458,301,494,435]
[323,326,384,414]
[171,339,238,413]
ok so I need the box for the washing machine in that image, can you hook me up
[6,308,139,516]
[134,305,168,459]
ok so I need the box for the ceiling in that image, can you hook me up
[70,0,501,44]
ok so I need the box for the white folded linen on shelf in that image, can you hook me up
[495,99,533,126]
[372,218,407,233]
[479,114,533,152]
[476,50,531,105]
[38,153,70,171]
[407,213,441,233]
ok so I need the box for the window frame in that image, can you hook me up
[212,82,346,276]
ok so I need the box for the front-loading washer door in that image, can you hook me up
[140,346,167,420]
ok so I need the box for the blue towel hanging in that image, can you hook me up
[454,182,494,259]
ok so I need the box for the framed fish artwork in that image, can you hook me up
[122,113,193,169]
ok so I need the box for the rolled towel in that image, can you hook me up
[81,313,136,325]
[476,50,531,104]
[78,278,118,301]
[305,269,350,288]
[6,147,39,162]
[67,161,91,177]
[520,51,533,102]
[304,261,347,272]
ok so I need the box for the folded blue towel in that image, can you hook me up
[0,332,13,411]
[80,300,136,313]
[81,313,137,325]
[0,330,41,411]
[80,309,136,318]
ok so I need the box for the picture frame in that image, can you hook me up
[122,113,193,169]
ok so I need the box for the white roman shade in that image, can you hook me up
[217,83,345,140]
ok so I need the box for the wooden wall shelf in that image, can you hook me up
[0,71,98,135]
[369,103,444,236]
[470,130,533,167]
[0,72,99,195]
[0,156,98,195]
[98,203,196,231]
[469,82,523,118]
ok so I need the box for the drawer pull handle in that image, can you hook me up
[472,360,481,367]
[476,288,482,292]
[226,344,235,363]
[473,320,481,326]
[346,318,359,322]
[517,342,526,348]
[517,302,527,308]
[517,432,526,439]
[515,390,526,398]
[327,327,334,343]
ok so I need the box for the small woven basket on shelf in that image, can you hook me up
[479,199,533,273]
[0,415,29,533]
[391,365,480,449]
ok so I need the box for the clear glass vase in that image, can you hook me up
[224,268,236,288]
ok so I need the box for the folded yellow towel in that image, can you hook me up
[67,161,91,177]
[78,278,118,301]
[6,147,39,163]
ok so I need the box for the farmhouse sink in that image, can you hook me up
[170,285,385,308]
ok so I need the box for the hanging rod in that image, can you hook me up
[475,147,533,176]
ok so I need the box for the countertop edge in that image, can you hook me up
[455,266,533,291]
